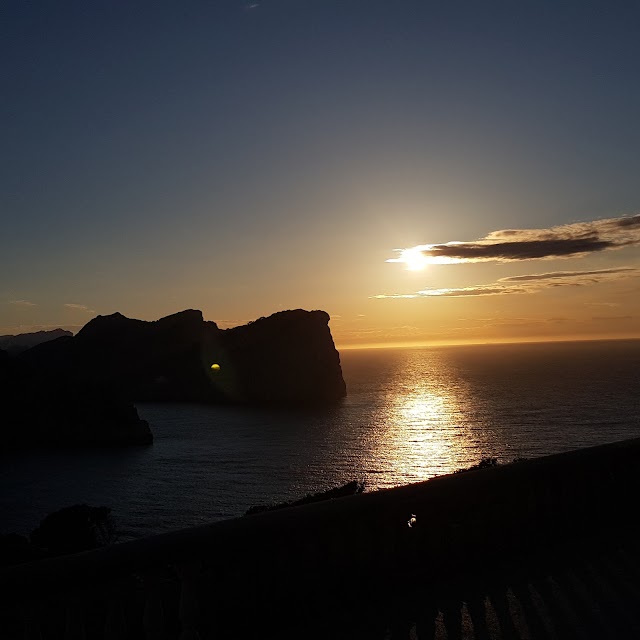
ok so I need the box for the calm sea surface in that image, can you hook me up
[2,340,639,540]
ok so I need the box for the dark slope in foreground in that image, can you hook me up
[3,438,640,639]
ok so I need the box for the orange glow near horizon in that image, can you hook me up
[335,333,640,351]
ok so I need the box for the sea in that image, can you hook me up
[1,339,639,541]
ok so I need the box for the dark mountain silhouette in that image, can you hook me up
[19,308,347,406]
[0,328,72,355]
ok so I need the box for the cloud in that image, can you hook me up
[337,325,424,342]
[387,214,640,265]
[64,303,95,313]
[215,320,241,328]
[447,317,577,331]
[584,301,620,307]
[374,267,640,299]
[498,267,637,282]
[8,300,36,307]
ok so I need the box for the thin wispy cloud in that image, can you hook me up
[64,303,95,313]
[585,301,620,307]
[374,267,640,299]
[337,325,424,342]
[216,319,243,329]
[388,214,640,266]
[592,315,633,321]
[8,300,36,307]
[498,267,637,283]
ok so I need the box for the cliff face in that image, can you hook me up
[18,309,347,407]
[219,310,347,404]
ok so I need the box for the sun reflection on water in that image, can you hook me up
[366,350,480,487]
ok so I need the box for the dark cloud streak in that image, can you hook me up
[500,267,637,282]
[388,214,640,265]
[374,267,640,299]
[427,237,612,261]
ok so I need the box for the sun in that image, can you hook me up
[400,247,429,271]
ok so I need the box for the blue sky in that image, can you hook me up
[2,0,639,345]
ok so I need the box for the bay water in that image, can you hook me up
[2,339,639,540]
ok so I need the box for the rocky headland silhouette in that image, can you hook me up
[2,309,346,447]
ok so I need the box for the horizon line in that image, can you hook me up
[336,333,640,351]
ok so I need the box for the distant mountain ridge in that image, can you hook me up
[0,328,72,354]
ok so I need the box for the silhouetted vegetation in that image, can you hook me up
[31,504,117,556]
[0,533,38,567]
[454,456,527,474]
[455,457,500,473]
[245,480,365,515]
[0,504,117,567]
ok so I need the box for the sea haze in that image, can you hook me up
[1,339,639,540]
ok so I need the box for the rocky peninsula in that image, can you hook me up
[2,309,346,447]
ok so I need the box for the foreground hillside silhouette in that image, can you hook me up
[3,438,640,638]
[1,309,346,447]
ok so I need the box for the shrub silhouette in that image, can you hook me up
[30,504,116,556]
[455,457,499,474]
[246,480,365,515]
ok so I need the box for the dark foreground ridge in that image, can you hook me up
[1,309,345,446]
[2,437,640,638]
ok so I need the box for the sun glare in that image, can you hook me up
[400,247,429,271]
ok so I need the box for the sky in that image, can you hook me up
[2,0,639,347]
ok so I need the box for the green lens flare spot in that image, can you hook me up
[211,363,221,371]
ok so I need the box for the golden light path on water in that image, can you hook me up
[388,389,466,479]
[350,348,491,488]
